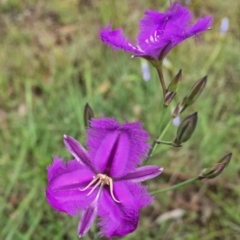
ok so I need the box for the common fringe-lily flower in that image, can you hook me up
[100,2,212,61]
[46,118,163,238]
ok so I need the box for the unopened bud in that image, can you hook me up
[168,69,182,92]
[173,112,198,146]
[185,76,207,106]
[172,97,187,118]
[164,92,176,107]
[199,153,232,179]
[84,103,94,128]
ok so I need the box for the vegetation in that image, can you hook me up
[1,0,240,239]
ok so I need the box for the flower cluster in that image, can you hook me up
[45,2,225,239]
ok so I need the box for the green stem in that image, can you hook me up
[147,117,171,161]
[147,106,167,160]
[146,64,171,162]
[150,177,199,195]
[155,140,174,146]
[156,65,167,97]
[159,120,171,139]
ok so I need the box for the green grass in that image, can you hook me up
[1,0,240,239]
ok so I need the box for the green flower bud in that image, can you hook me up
[185,76,207,106]
[84,103,94,128]
[172,77,207,117]
[199,153,232,179]
[172,97,187,118]
[168,69,182,92]
[164,91,176,107]
[174,112,198,146]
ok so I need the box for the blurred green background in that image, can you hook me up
[1,0,240,239]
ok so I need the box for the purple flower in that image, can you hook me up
[100,2,212,60]
[46,118,163,238]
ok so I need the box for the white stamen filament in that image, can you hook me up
[150,35,155,42]
[86,180,101,196]
[136,44,144,53]
[79,176,98,191]
[80,174,121,203]
[108,178,120,203]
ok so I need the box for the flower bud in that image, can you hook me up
[185,76,207,107]
[168,69,182,92]
[199,153,232,179]
[84,103,94,128]
[172,97,187,118]
[164,91,176,107]
[173,112,198,146]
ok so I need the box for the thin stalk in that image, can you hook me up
[146,64,171,162]
[147,106,167,160]
[156,66,167,96]
[155,140,174,146]
[159,120,171,139]
[147,117,172,161]
[147,120,173,158]
[150,177,199,195]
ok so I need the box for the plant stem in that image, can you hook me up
[147,106,167,160]
[155,140,174,146]
[156,65,167,97]
[159,120,171,139]
[147,118,172,161]
[150,177,199,195]
[146,64,171,162]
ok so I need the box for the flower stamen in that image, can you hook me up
[87,179,102,196]
[80,173,121,203]
[108,177,120,203]
[79,176,99,191]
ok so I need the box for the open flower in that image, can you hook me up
[100,2,212,60]
[46,118,163,238]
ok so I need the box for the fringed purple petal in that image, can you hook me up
[138,10,168,46]
[100,24,144,55]
[137,3,192,58]
[46,157,96,215]
[87,118,150,178]
[98,181,152,238]
[168,2,193,27]
[169,16,212,51]
[78,205,98,238]
[137,11,169,58]
[138,3,192,47]
[117,166,163,182]
[100,2,212,60]
[63,135,96,173]
[183,16,213,39]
